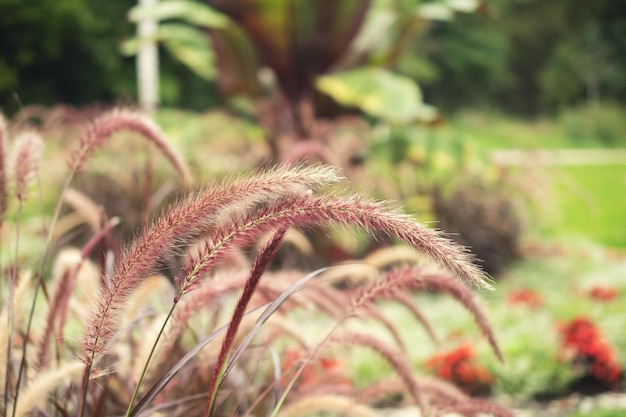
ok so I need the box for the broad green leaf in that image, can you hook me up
[159,23,217,80]
[129,0,228,29]
[316,68,427,123]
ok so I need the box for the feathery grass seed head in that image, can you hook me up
[10,130,43,201]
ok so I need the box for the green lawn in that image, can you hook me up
[449,111,626,249]
[549,165,626,248]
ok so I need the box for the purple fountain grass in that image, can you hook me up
[68,109,193,186]
[204,226,288,417]
[81,164,339,366]
[35,219,119,371]
[251,275,346,319]
[347,266,443,346]
[397,267,502,362]
[351,265,501,360]
[9,131,43,202]
[0,114,7,225]
[332,332,428,414]
[179,195,490,300]
[391,290,440,345]
[360,305,407,351]
[4,129,43,417]
[0,114,8,417]
[296,286,347,319]
[77,164,495,416]
[35,265,79,371]
[356,374,512,417]
[354,376,408,405]
[438,398,514,417]
[159,273,250,359]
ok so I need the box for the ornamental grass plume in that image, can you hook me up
[351,266,501,361]
[0,114,7,225]
[13,360,84,417]
[0,271,32,395]
[9,131,43,202]
[277,394,379,417]
[79,166,491,415]
[332,332,427,412]
[68,109,193,186]
[0,109,508,417]
[81,164,342,366]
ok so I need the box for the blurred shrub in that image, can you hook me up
[432,179,523,277]
[559,103,626,147]
[369,124,526,277]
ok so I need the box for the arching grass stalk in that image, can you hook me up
[5,199,21,417]
[8,131,43,417]
[204,227,287,417]
[125,226,288,416]
[0,114,8,417]
[270,265,501,417]
[129,269,332,417]
[267,265,383,417]
[270,319,345,417]
[124,302,178,416]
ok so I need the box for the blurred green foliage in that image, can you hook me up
[401,0,626,115]
[0,0,136,113]
[0,0,220,113]
[559,103,626,147]
[1,0,625,116]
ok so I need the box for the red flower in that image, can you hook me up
[507,288,543,308]
[560,316,623,388]
[425,344,493,395]
[587,286,619,302]
[281,348,350,391]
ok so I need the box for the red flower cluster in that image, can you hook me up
[560,317,622,388]
[507,288,543,308]
[587,286,619,302]
[425,344,493,395]
[281,348,350,392]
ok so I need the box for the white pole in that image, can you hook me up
[137,0,159,113]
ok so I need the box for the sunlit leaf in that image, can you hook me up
[417,3,454,21]
[447,0,481,13]
[316,68,426,123]
[129,0,228,28]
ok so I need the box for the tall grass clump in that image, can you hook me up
[0,108,509,417]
